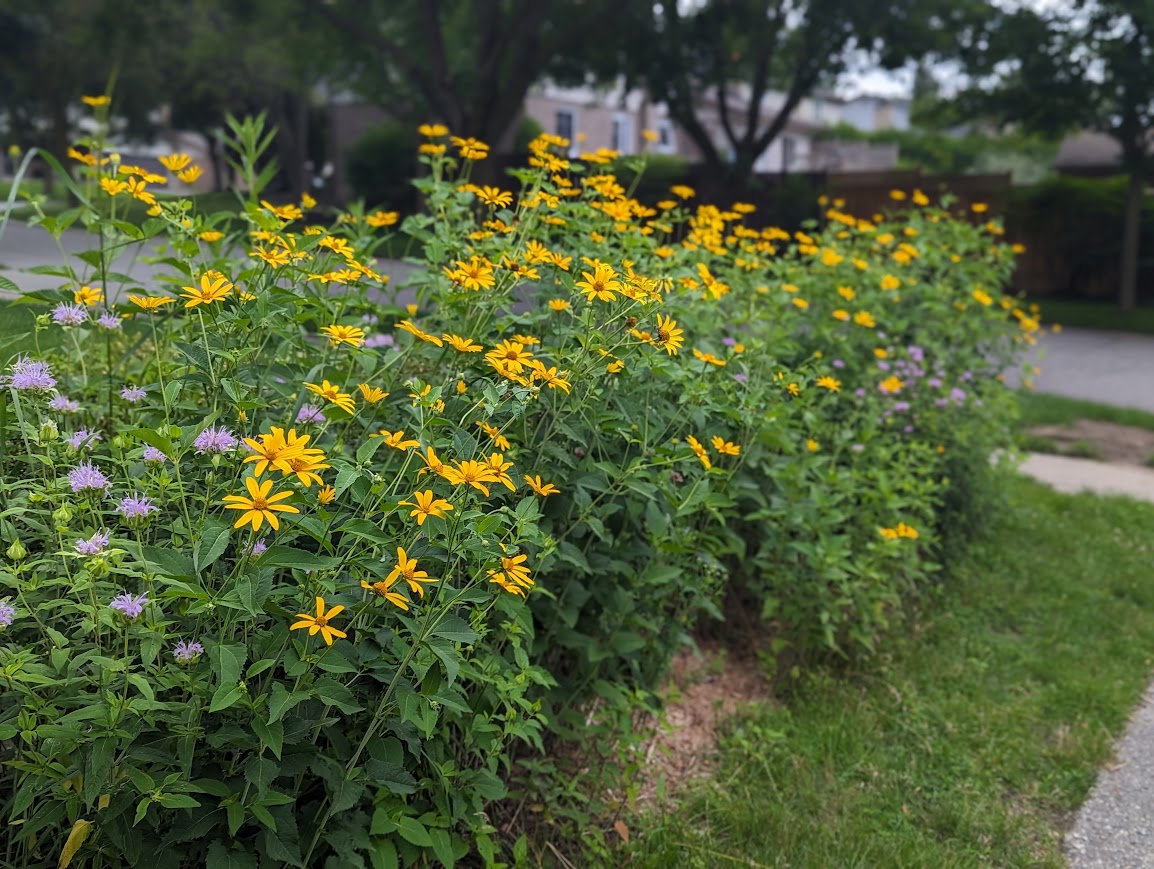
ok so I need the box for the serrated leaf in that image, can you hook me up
[394,816,432,847]
[194,518,230,572]
[208,683,245,713]
[364,760,417,795]
[267,682,310,723]
[431,616,477,645]
[251,718,284,759]
[206,842,257,869]
[313,678,363,714]
[256,545,340,571]
[208,642,246,687]
[83,737,116,805]
[235,572,272,617]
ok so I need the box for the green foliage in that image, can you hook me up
[632,477,1154,867]
[0,116,1029,866]
[345,121,419,210]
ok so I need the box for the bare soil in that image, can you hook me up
[634,639,773,803]
[1027,419,1154,466]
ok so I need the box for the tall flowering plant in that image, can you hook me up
[0,103,1034,866]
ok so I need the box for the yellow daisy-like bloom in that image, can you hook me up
[396,319,444,347]
[792,298,809,310]
[441,460,499,496]
[177,165,203,184]
[670,184,695,200]
[654,314,684,356]
[371,429,421,450]
[444,255,496,292]
[816,375,841,392]
[357,384,388,403]
[485,340,534,375]
[100,177,128,196]
[74,285,103,306]
[971,202,988,214]
[321,324,366,348]
[317,485,336,505]
[913,189,929,206]
[685,435,712,470]
[880,274,901,291]
[488,552,534,596]
[251,246,292,268]
[387,547,436,597]
[692,349,726,367]
[280,449,330,487]
[260,200,303,221]
[606,359,625,374]
[290,597,347,646]
[420,143,447,156]
[477,421,511,451]
[418,123,449,138]
[305,380,355,414]
[484,453,516,492]
[366,210,399,228]
[575,263,621,303]
[833,309,850,321]
[475,186,513,208]
[972,288,993,306]
[361,576,409,610]
[524,475,559,496]
[128,294,175,310]
[82,94,111,107]
[806,439,820,453]
[199,230,224,243]
[181,272,233,308]
[853,311,877,328]
[222,476,300,531]
[526,361,572,394]
[125,177,155,206]
[837,285,856,300]
[242,427,309,476]
[451,136,489,160]
[443,333,483,353]
[711,437,740,456]
[399,490,454,526]
[158,153,191,172]
[547,298,570,311]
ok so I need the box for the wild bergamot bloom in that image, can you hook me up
[222,476,300,531]
[524,475,559,496]
[321,324,366,348]
[575,263,621,302]
[399,490,454,526]
[181,271,233,308]
[387,547,436,597]
[290,597,347,645]
[305,380,355,414]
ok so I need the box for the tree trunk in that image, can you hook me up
[1120,167,1144,311]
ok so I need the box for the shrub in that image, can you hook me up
[0,115,1032,866]
[345,120,419,211]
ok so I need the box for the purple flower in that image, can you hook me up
[110,592,149,620]
[851,443,865,452]
[173,640,205,663]
[8,357,56,391]
[364,334,396,350]
[877,361,890,372]
[903,425,915,433]
[66,429,102,451]
[0,599,15,627]
[927,377,943,389]
[361,314,380,325]
[893,401,911,413]
[961,371,973,382]
[722,337,737,347]
[120,385,147,403]
[75,530,110,556]
[116,493,158,520]
[142,446,167,464]
[733,373,749,383]
[194,426,238,454]
[950,387,967,404]
[242,538,267,557]
[854,388,866,398]
[832,359,845,369]
[69,461,111,494]
[52,302,88,326]
[296,404,325,424]
[96,311,122,330]
[907,345,925,363]
[49,395,80,413]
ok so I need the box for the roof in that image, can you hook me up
[1054,131,1122,171]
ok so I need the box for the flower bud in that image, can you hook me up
[5,539,27,561]
[53,505,73,526]
[38,420,59,442]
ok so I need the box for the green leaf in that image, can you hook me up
[235,572,272,617]
[329,776,365,813]
[394,816,433,847]
[428,828,455,868]
[368,838,398,869]
[267,682,310,723]
[313,678,363,714]
[209,642,247,687]
[209,683,246,713]
[157,793,201,809]
[251,718,284,759]
[244,756,279,795]
[364,760,417,795]
[141,545,196,579]
[206,842,257,869]
[130,428,176,458]
[431,617,478,645]
[133,798,152,826]
[257,545,341,571]
[194,518,231,572]
[357,436,386,463]
[83,738,116,805]
[334,465,363,496]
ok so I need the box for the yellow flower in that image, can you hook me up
[128,294,175,311]
[485,340,534,374]
[74,285,103,306]
[260,200,302,221]
[654,314,684,356]
[396,319,444,347]
[242,427,309,476]
[357,384,388,403]
[419,143,447,156]
[484,453,517,491]
[81,95,110,107]
[833,309,850,321]
[177,165,204,184]
[317,485,336,505]
[488,552,534,596]
[820,248,844,267]
[880,274,901,291]
[606,359,625,374]
[685,435,711,470]
[441,460,499,496]
[451,136,490,160]
[526,361,572,394]
[290,597,347,645]
[548,298,570,311]
[125,177,156,205]
[399,490,454,526]
[305,380,355,414]
[387,547,436,597]
[971,202,988,214]
[692,349,726,367]
[279,449,330,487]
[181,272,233,308]
[806,439,820,452]
[372,429,421,450]
[321,324,366,348]
[477,421,511,451]
[418,123,449,138]
[199,230,224,243]
[222,476,300,532]
[158,153,191,172]
[853,311,876,328]
[361,576,409,610]
[880,375,905,394]
[99,177,128,196]
[792,298,809,310]
[366,210,399,228]
[710,437,740,456]
[889,189,906,201]
[874,348,888,359]
[251,246,292,268]
[787,383,800,397]
[475,186,513,208]
[816,375,841,392]
[300,192,317,209]
[575,263,621,303]
[972,288,993,306]
[912,189,929,206]
[443,333,483,353]
[670,184,695,199]
[524,475,560,496]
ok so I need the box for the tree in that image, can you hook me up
[954,1,1154,311]
[298,0,618,164]
[617,0,962,189]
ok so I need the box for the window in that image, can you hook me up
[611,113,633,154]
[782,136,796,171]
[555,109,575,143]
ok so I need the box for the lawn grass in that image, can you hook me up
[632,476,1154,867]
[1038,298,1154,335]
[1017,390,1154,431]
